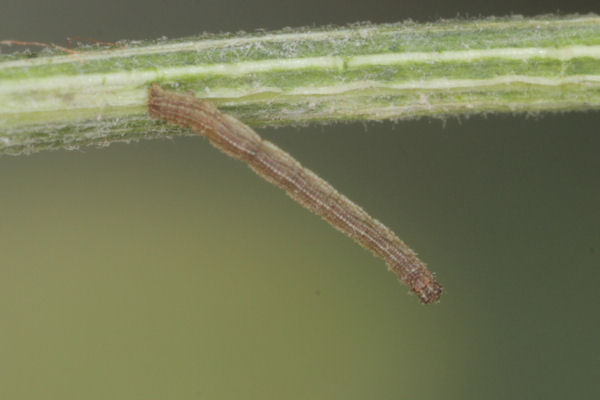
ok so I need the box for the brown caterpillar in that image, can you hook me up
[148,84,442,304]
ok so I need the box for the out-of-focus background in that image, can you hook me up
[1,1,599,399]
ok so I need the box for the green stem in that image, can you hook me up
[1,14,600,155]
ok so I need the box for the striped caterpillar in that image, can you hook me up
[148,84,442,304]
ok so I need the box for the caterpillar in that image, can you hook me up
[148,84,442,304]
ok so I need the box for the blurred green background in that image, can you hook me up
[1,0,599,399]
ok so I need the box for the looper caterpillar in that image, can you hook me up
[148,84,442,304]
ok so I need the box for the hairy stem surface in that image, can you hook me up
[1,14,599,154]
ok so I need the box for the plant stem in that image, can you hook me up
[1,14,599,155]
